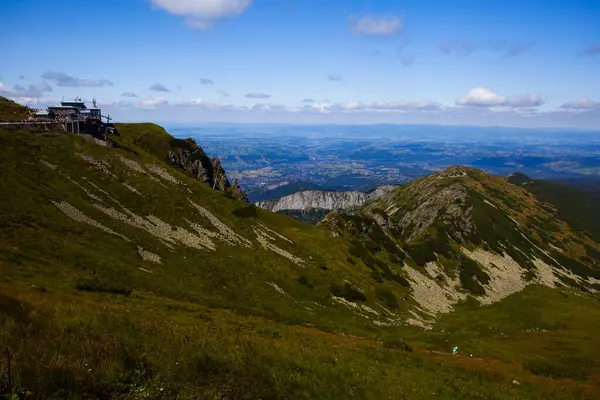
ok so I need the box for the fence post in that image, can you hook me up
[5,346,12,395]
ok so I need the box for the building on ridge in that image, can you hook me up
[34,97,102,121]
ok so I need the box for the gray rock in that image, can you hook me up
[256,185,398,212]
[168,137,248,203]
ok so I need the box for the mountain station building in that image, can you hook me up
[34,97,102,121]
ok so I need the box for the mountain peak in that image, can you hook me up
[327,163,600,313]
[436,165,469,178]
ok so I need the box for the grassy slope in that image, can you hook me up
[3,283,600,400]
[0,96,31,121]
[0,125,402,335]
[520,179,600,243]
[1,126,600,398]
[279,208,333,225]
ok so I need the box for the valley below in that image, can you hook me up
[166,124,600,203]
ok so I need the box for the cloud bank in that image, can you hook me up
[41,71,113,87]
[149,0,253,30]
[456,87,544,109]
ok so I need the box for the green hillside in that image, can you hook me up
[0,96,32,121]
[2,121,600,399]
[327,166,600,299]
[279,207,333,225]
[508,173,600,242]
[0,124,407,334]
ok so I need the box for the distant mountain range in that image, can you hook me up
[255,185,398,213]
[248,180,323,203]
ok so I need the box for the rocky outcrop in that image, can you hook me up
[210,157,231,192]
[168,138,248,203]
[168,138,213,183]
[393,182,474,242]
[230,180,249,203]
[256,185,398,212]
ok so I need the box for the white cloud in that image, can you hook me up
[136,97,168,109]
[148,0,253,30]
[336,102,363,111]
[97,99,116,106]
[200,78,214,85]
[8,97,50,106]
[300,101,331,114]
[41,71,112,87]
[329,100,442,113]
[326,75,343,82]
[457,88,506,107]
[121,92,138,98]
[560,98,600,111]
[245,92,270,99]
[456,87,544,109]
[83,94,600,129]
[351,16,403,36]
[176,98,242,111]
[0,81,54,106]
[505,93,544,108]
[0,83,53,108]
[249,103,294,112]
[1,82,17,93]
[109,97,442,115]
[181,98,204,105]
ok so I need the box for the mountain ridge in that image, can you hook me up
[324,165,600,324]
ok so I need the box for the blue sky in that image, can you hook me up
[1,0,599,128]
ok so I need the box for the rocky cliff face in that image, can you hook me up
[255,185,397,212]
[168,138,248,203]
